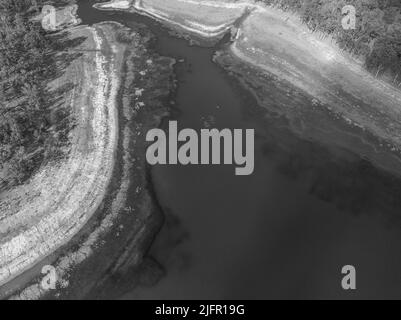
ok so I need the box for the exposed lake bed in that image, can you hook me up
[3,0,401,299]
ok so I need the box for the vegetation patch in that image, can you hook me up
[0,0,77,190]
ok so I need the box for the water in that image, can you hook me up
[78,1,401,299]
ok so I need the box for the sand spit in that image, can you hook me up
[94,0,131,10]
[0,24,120,288]
[95,0,246,39]
[229,7,401,162]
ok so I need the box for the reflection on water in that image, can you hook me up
[79,0,401,299]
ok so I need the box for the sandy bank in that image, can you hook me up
[95,0,247,39]
[0,23,120,288]
[231,6,401,151]
[3,20,175,300]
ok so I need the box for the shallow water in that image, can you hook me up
[78,0,401,299]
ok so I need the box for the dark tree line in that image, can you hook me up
[259,0,401,84]
[0,0,62,188]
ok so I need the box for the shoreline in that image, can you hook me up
[37,4,82,30]
[95,0,401,176]
[2,19,175,300]
[0,22,121,296]
[3,0,401,298]
[95,0,247,41]
[50,22,175,300]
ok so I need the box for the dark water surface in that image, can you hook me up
[78,1,401,299]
